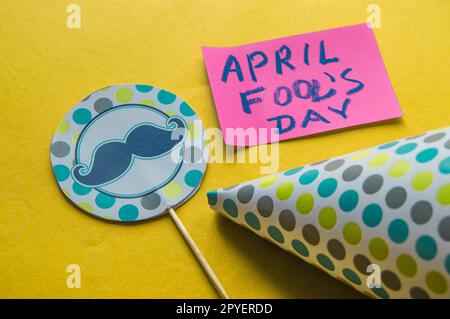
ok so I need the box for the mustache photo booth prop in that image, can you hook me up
[208,126,450,299]
[51,84,228,298]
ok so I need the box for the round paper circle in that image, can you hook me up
[50,84,208,222]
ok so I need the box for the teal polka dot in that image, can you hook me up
[95,193,116,209]
[72,182,91,195]
[184,170,202,188]
[416,235,437,260]
[339,190,359,212]
[317,254,335,271]
[244,212,261,231]
[445,255,450,274]
[299,169,319,185]
[396,143,417,155]
[118,204,139,221]
[268,225,284,243]
[416,148,438,163]
[223,199,238,217]
[371,287,390,299]
[207,191,218,206]
[379,141,399,150]
[284,167,303,176]
[135,85,153,93]
[292,240,309,257]
[53,165,70,182]
[157,90,176,104]
[363,204,383,227]
[318,178,338,198]
[388,219,409,243]
[72,108,92,125]
[439,157,450,174]
[343,268,362,285]
[180,102,195,116]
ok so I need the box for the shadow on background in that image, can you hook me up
[216,215,367,299]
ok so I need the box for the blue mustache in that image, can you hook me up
[72,117,186,187]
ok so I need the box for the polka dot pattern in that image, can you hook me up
[207,126,450,299]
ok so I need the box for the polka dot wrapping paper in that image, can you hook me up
[207,126,450,299]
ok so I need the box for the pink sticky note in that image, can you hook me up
[202,24,403,146]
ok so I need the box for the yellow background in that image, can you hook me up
[0,0,448,298]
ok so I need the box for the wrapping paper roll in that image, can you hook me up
[207,126,450,299]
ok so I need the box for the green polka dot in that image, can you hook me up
[268,225,284,243]
[95,193,116,209]
[369,237,389,261]
[139,99,155,107]
[284,167,303,176]
[207,190,218,206]
[426,271,448,294]
[72,108,92,125]
[343,222,362,245]
[396,254,417,277]
[184,170,203,188]
[187,122,197,140]
[388,219,409,243]
[439,157,450,174]
[416,235,437,260]
[55,119,70,135]
[368,153,391,167]
[162,181,183,199]
[223,199,238,218]
[342,268,362,285]
[389,160,411,178]
[411,171,433,191]
[118,204,139,221]
[292,240,309,257]
[351,150,372,160]
[379,141,399,150]
[362,204,383,227]
[317,178,337,198]
[396,143,417,155]
[180,102,195,116]
[339,190,359,212]
[72,182,91,195]
[115,87,134,103]
[72,132,80,145]
[135,85,153,92]
[436,183,450,205]
[259,175,278,188]
[244,212,261,230]
[416,148,438,163]
[53,165,70,182]
[371,287,389,299]
[276,182,294,201]
[299,169,319,185]
[318,207,337,230]
[157,90,176,104]
[296,193,314,215]
[317,254,335,271]
[78,202,93,213]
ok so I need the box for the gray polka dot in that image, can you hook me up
[385,187,407,209]
[342,165,363,182]
[51,141,70,158]
[72,158,77,166]
[302,224,320,246]
[363,174,384,194]
[382,270,401,291]
[354,254,371,274]
[94,98,113,113]
[237,185,254,204]
[325,159,345,171]
[410,287,430,299]
[424,132,446,143]
[257,196,273,217]
[141,193,161,210]
[223,184,237,191]
[410,201,433,225]
[438,216,450,241]
[327,239,346,260]
[406,133,425,140]
[445,140,450,149]
[186,146,203,163]
[279,209,296,231]
[311,159,328,166]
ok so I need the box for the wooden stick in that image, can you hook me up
[168,207,229,299]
